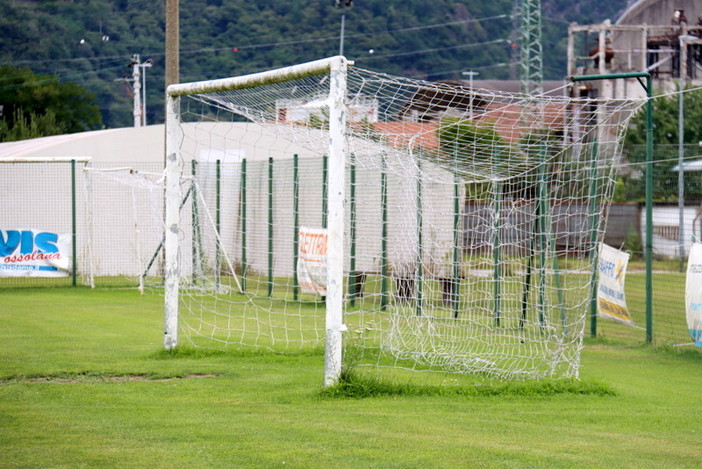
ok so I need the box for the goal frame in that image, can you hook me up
[163,56,350,386]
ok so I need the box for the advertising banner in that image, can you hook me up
[0,229,71,277]
[597,243,634,326]
[297,227,327,296]
[685,243,702,346]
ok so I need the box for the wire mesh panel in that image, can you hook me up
[0,159,89,288]
[594,143,702,347]
[83,161,166,289]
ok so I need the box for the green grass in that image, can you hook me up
[2,288,702,468]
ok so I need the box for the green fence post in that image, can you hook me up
[349,156,358,306]
[493,151,502,326]
[240,158,247,292]
[416,158,424,316]
[322,155,328,229]
[71,159,77,287]
[645,74,654,344]
[191,160,203,286]
[452,162,461,319]
[587,140,601,338]
[293,154,299,301]
[268,157,274,297]
[215,159,221,290]
[380,155,389,311]
[537,143,565,329]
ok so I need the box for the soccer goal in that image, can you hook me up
[83,165,167,291]
[164,56,644,384]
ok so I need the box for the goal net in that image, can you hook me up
[164,56,645,383]
[83,165,166,291]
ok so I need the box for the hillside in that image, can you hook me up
[0,0,629,128]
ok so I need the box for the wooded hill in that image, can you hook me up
[0,0,628,129]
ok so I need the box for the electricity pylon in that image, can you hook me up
[518,0,544,96]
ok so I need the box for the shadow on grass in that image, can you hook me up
[585,336,702,361]
[150,345,325,360]
[0,371,219,384]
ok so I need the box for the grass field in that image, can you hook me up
[2,287,702,468]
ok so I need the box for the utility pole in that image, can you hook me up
[165,0,179,88]
[462,71,479,119]
[132,55,142,127]
[336,0,353,56]
[129,54,152,127]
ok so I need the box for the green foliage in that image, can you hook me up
[0,0,627,128]
[437,116,508,161]
[436,117,561,200]
[617,88,702,202]
[0,108,65,142]
[436,116,511,199]
[619,144,702,202]
[322,367,615,398]
[625,88,702,148]
[621,229,643,260]
[0,65,102,141]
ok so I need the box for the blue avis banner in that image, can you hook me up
[0,229,71,277]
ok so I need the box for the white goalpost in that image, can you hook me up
[164,57,349,385]
[163,56,644,385]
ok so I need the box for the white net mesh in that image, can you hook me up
[84,166,167,290]
[170,60,645,380]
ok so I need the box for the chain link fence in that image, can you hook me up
[595,144,702,346]
[3,147,702,348]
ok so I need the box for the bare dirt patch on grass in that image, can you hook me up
[0,372,219,385]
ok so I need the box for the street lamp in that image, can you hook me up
[139,59,153,126]
[462,71,479,119]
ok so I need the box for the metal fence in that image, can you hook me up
[0,158,164,289]
[2,151,702,348]
[595,144,702,347]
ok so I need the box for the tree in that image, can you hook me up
[0,65,102,142]
[0,108,65,142]
[436,116,519,199]
[625,87,702,148]
[619,88,702,202]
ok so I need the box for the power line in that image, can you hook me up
[0,63,129,92]
[421,62,510,79]
[205,13,512,54]
[3,13,513,67]
[8,54,136,66]
[354,39,509,62]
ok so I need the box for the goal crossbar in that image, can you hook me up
[166,56,352,97]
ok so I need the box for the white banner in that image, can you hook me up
[297,227,327,296]
[597,243,634,326]
[0,229,71,277]
[685,243,702,346]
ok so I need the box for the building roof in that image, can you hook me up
[0,125,165,162]
[467,80,568,96]
[616,0,701,26]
